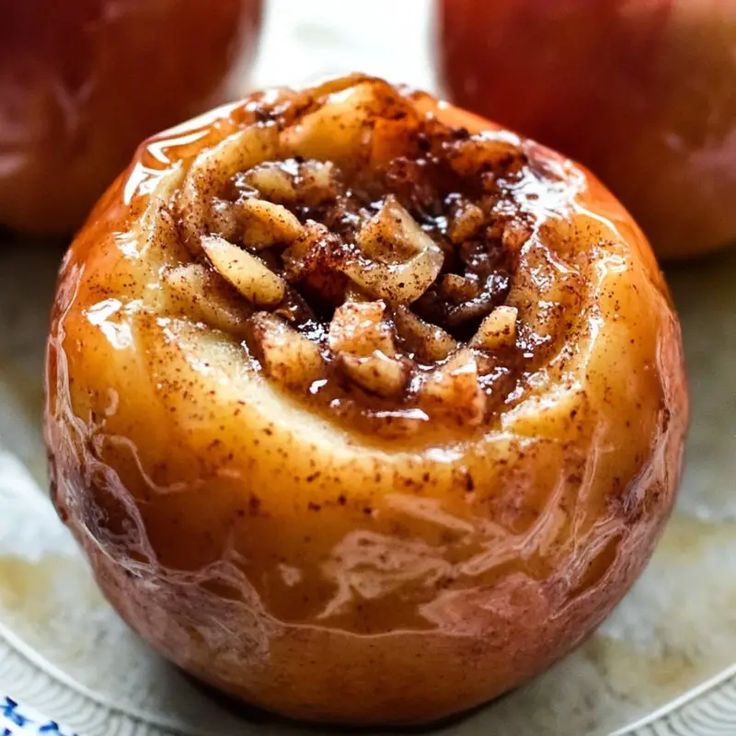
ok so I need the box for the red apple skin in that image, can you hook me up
[0,0,262,235]
[437,0,736,260]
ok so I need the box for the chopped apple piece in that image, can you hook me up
[448,200,485,243]
[470,306,518,350]
[328,300,408,395]
[243,164,296,202]
[244,159,338,206]
[419,349,486,425]
[240,198,304,249]
[393,306,457,361]
[163,263,251,334]
[328,300,396,357]
[249,312,325,389]
[440,273,480,302]
[445,131,522,177]
[343,197,443,304]
[356,195,420,260]
[201,234,286,307]
[342,352,409,398]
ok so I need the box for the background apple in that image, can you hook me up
[437,0,736,259]
[0,0,262,235]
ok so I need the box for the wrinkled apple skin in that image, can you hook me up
[0,0,262,235]
[438,0,736,259]
[45,78,688,725]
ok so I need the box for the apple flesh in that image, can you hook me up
[0,0,262,235]
[437,0,736,259]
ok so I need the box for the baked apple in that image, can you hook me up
[437,0,736,259]
[0,0,262,235]
[45,75,688,724]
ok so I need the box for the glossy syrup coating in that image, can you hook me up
[0,0,262,234]
[45,76,688,725]
[437,0,736,260]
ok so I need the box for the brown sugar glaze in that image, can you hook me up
[45,75,688,723]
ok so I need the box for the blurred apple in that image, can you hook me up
[437,0,736,259]
[0,0,262,235]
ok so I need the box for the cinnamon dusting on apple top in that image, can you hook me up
[161,76,584,438]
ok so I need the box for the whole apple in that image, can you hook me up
[45,74,687,725]
[0,0,262,235]
[437,0,736,259]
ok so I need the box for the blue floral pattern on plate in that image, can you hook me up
[1,697,77,736]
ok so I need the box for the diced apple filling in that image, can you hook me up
[249,312,324,390]
[168,82,549,432]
